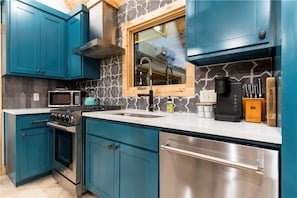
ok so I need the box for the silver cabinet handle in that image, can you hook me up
[160,144,264,174]
[107,144,114,150]
[258,29,266,39]
[31,119,49,125]
[113,145,119,151]
[107,144,119,151]
[22,133,27,138]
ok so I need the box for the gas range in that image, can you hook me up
[47,104,121,197]
[50,105,121,126]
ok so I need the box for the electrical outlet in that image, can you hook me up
[33,93,39,101]
[200,90,216,103]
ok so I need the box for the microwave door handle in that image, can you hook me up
[160,144,264,175]
[47,122,76,133]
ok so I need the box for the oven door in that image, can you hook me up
[55,129,73,168]
[51,125,82,184]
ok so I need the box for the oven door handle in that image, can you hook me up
[160,144,264,175]
[31,119,49,125]
[47,122,76,133]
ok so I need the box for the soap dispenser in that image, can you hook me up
[166,97,174,113]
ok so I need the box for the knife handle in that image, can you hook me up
[258,78,263,98]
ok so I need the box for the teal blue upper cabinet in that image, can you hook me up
[4,113,52,186]
[9,1,40,75]
[66,6,99,80]
[2,0,66,79]
[2,1,98,79]
[186,0,279,65]
[40,12,66,78]
[85,118,159,198]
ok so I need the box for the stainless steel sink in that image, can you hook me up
[113,112,163,118]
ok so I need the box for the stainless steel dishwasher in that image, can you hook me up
[159,132,279,198]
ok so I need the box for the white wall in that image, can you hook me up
[36,0,69,13]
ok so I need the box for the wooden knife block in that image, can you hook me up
[242,98,265,123]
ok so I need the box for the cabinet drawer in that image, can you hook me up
[17,114,50,129]
[86,118,158,152]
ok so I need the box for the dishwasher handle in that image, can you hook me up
[160,144,264,175]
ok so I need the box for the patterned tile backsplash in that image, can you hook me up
[2,76,68,109]
[76,0,274,113]
[76,57,273,113]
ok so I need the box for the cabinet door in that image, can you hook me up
[186,0,271,58]
[40,12,65,78]
[10,1,40,75]
[18,127,52,181]
[67,14,83,79]
[85,135,116,198]
[66,11,99,80]
[116,143,158,198]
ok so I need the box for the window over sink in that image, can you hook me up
[121,0,195,97]
[134,16,186,86]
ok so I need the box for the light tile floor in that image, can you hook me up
[0,175,96,198]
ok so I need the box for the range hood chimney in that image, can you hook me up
[73,1,124,59]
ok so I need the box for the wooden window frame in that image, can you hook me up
[121,0,195,97]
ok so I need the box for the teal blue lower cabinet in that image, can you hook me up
[18,127,52,183]
[117,142,158,198]
[85,135,115,198]
[85,118,159,198]
[4,113,53,186]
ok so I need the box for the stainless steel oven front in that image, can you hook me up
[47,118,84,197]
[47,105,121,197]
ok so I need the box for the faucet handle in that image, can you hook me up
[149,104,159,111]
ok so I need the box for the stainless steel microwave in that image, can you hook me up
[48,90,81,107]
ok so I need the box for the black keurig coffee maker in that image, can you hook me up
[215,77,242,122]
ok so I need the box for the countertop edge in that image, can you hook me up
[2,108,54,115]
[82,110,282,145]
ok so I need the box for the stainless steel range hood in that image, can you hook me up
[73,1,124,59]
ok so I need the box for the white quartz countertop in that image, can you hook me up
[2,108,54,115]
[83,110,282,145]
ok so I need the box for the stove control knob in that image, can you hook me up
[50,113,55,120]
[61,115,65,122]
[65,115,70,123]
[70,116,75,124]
[56,114,62,121]
[52,113,58,121]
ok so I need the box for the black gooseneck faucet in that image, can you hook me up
[137,57,154,112]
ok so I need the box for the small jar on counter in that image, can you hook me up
[196,103,215,118]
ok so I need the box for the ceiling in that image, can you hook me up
[63,0,126,10]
